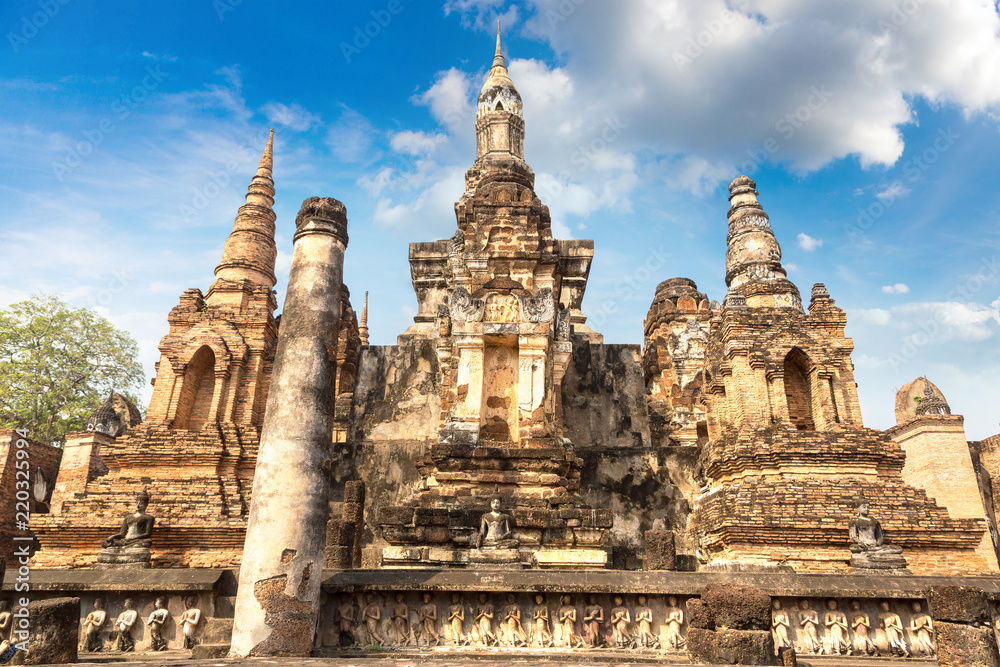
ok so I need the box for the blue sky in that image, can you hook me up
[3,0,1000,437]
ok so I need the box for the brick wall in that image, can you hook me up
[0,430,62,560]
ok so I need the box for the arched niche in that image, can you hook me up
[173,345,217,430]
[784,347,815,431]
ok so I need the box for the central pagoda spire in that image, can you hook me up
[468,22,530,192]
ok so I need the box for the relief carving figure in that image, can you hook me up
[611,596,633,648]
[390,593,410,647]
[771,600,791,651]
[879,601,910,657]
[180,596,201,650]
[447,594,466,646]
[823,599,849,655]
[502,594,527,647]
[554,303,571,340]
[363,593,384,645]
[798,599,821,654]
[449,287,485,322]
[531,594,553,647]
[475,497,517,549]
[675,319,707,359]
[0,602,9,642]
[146,596,169,652]
[558,595,584,648]
[82,598,107,652]
[474,594,497,646]
[583,596,606,648]
[114,599,138,652]
[664,596,685,650]
[519,288,555,323]
[418,593,440,647]
[908,601,935,656]
[335,597,358,647]
[849,600,877,656]
[849,500,905,569]
[485,294,521,322]
[635,595,659,649]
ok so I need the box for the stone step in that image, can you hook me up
[201,617,234,644]
[190,643,230,659]
[75,648,192,663]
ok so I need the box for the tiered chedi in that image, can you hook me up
[377,24,611,568]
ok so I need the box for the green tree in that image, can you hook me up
[0,294,146,446]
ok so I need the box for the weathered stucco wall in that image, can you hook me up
[563,341,699,565]
[344,341,441,562]
[562,341,650,448]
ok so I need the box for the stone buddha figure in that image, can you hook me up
[97,489,155,568]
[848,499,907,570]
[475,497,517,549]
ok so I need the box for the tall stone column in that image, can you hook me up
[229,197,349,657]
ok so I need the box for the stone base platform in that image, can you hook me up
[2,568,237,654]
[323,568,1000,596]
[382,546,608,569]
[59,656,942,667]
[321,569,1000,661]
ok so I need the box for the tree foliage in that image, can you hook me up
[0,294,146,446]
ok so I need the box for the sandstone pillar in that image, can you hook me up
[229,197,349,657]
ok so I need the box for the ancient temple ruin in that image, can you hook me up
[8,25,1000,664]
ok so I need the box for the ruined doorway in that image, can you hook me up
[174,345,216,430]
[784,347,815,431]
[480,335,519,444]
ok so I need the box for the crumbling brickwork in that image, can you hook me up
[32,132,359,569]
[0,430,62,560]
[647,177,994,575]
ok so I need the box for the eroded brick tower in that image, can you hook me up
[376,26,612,568]
[33,132,282,568]
[647,176,998,574]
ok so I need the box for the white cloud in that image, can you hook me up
[444,0,520,31]
[663,155,734,196]
[515,0,1000,173]
[797,232,823,251]
[876,181,911,202]
[260,102,321,132]
[390,130,446,156]
[140,51,178,62]
[851,300,1000,342]
[325,107,380,163]
[412,68,474,133]
[881,283,910,294]
[371,165,465,236]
